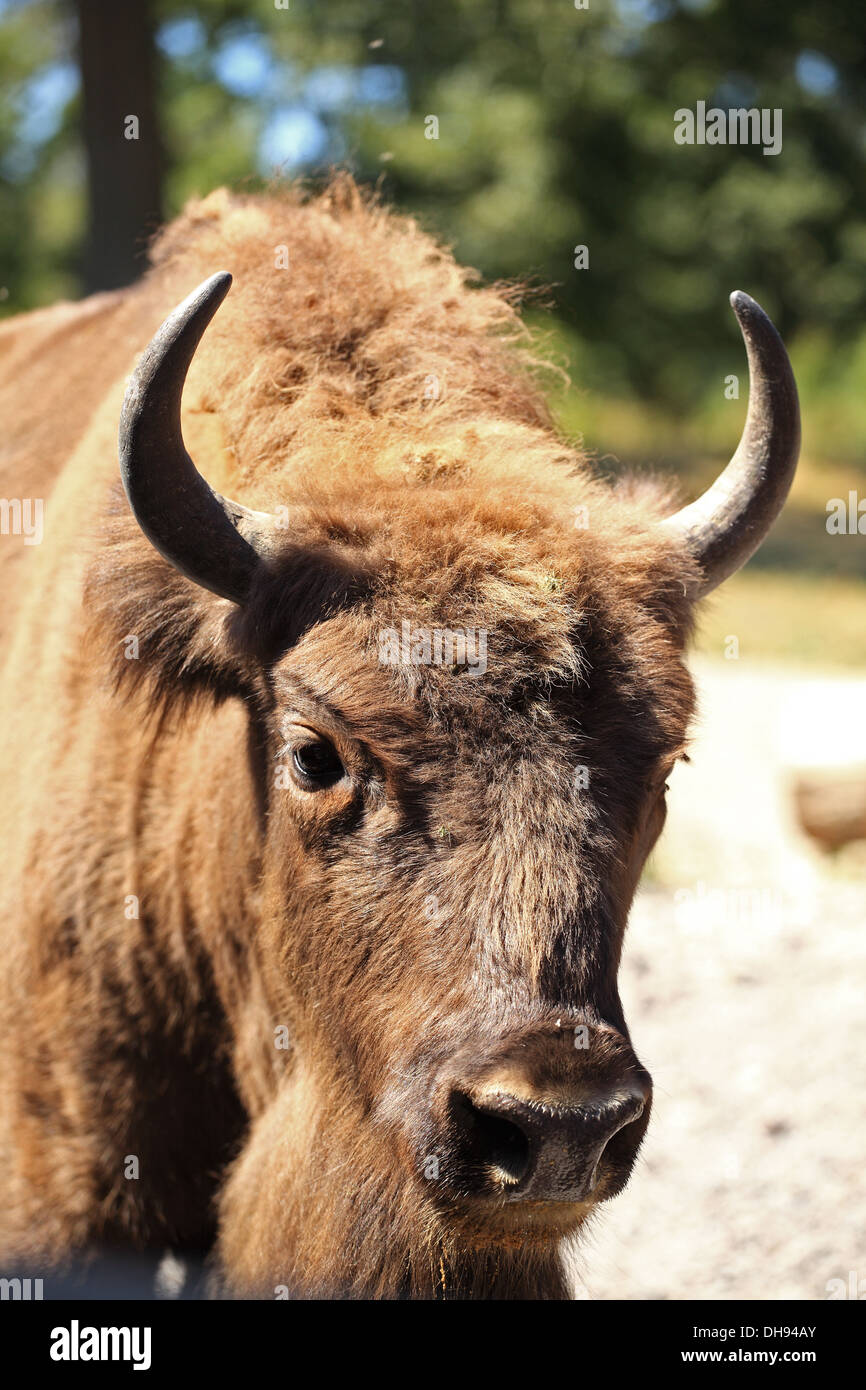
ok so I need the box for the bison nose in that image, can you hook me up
[447,1082,649,1202]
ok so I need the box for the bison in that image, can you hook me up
[0,178,799,1299]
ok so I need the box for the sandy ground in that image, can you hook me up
[567,657,866,1301]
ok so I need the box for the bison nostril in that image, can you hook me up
[450,1091,531,1186]
[442,1078,650,1203]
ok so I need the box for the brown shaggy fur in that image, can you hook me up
[0,177,702,1298]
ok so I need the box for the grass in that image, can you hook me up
[694,569,866,669]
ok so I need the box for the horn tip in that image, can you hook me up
[729,289,774,332]
[186,271,232,313]
[202,270,233,301]
[730,288,755,315]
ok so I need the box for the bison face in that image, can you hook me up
[237,516,694,1265]
[108,272,797,1294]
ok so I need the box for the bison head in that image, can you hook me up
[113,275,799,1296]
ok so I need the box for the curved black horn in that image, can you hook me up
[663,292,801,598]
[119,272,274,604]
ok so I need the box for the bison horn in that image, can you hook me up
[663,291,800,597]
[119,272,275,604]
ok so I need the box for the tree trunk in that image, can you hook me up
[75,0,163,293]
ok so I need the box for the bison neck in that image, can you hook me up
[0,653,261,1260]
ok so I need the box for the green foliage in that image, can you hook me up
[1,0,866,486]
[0,1,80,305]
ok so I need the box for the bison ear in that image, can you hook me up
[119,273,279,605]
[662,292,800,598]
[85,502,261,710]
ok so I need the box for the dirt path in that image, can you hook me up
[570,658,866,1301]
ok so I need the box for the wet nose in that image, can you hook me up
[448,1082,648,1202]
[434,1022,652,1203]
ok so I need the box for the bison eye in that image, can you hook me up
[292,739,345,790]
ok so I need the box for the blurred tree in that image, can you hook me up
[1,0,865,414]
[75,0,163,290]
[299,0,866,406]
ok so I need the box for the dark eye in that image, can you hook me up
[292,739,345,790]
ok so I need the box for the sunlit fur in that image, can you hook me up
[0,177,700,1298]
